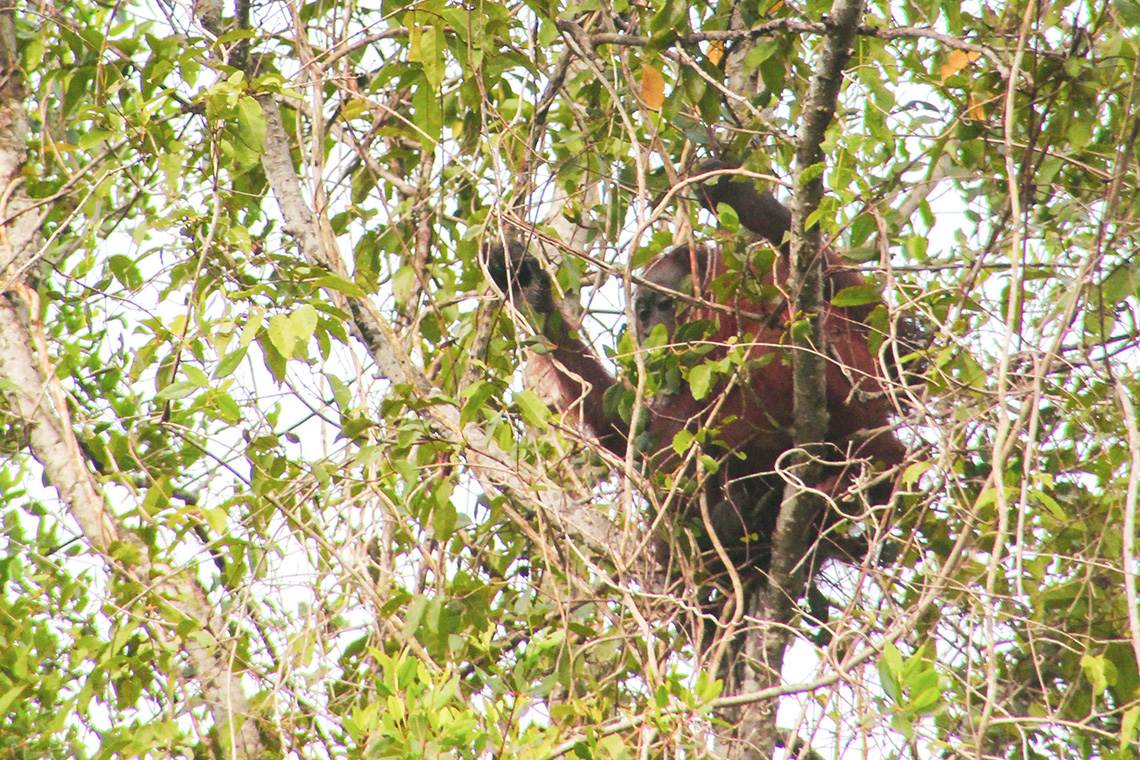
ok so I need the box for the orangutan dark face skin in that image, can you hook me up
[633,251,695,341]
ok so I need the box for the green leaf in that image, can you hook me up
[1121,706,1140,752]
[903,461,932,487]
[645,29,678,58]
[1100,263,1140,306]
[0,685,28,717]
[878,643,903,701]
[1114,0,1140,25]
[202,506,228,534]
[890,712,915,740]
[387,694,405,723]
[408,16,422,62]
[212,391,241,422]
[267,313,297,357]
[77,129,113,150]
[184,365,210,386]
[433,499,457,541]
[649,0,685,33]
[216,347,248,378]
[1081,653,1108,696]
[289,304,318,344]
[1066,118,1092,149]
[714,201,740,231]
[514,390,549,430]
[421,25,445,90]
[402,595,427,640]
[696,671,722,702]
[316,274,367,297]
[411,83,442,147]
[830,284,880,307]
[392,265,417,306]
[672,428,694,456]
[461,381,499,425]
[906,668,941,713]
[108,255,143,290]
[216,28,257,45]
[156,381,197,400]
[789,316,813,341]
[689,363,712,400]
[258,333,288,382]
[407,10,445,91]
[236,95,267,154]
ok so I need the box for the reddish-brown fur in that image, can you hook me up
[486,165,905,574]
[635,245,904,484]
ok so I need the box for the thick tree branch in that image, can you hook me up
[254,95,622,556]
[0,7,265,756]
[0,12,37,284]
[0,303,267,759]
[778,0,867,596]
[726,1,867,757]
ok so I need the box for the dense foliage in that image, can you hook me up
[2,0,1140,758]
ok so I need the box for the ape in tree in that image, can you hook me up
[486,164,907,582]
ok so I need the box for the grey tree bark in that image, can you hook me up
[719,1,867,756]
[0,5,267,756]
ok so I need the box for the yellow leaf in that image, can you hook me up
[940,49,981,81]
[706,40,723,67]
[967,92,986,120]
[641,64,665,110]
